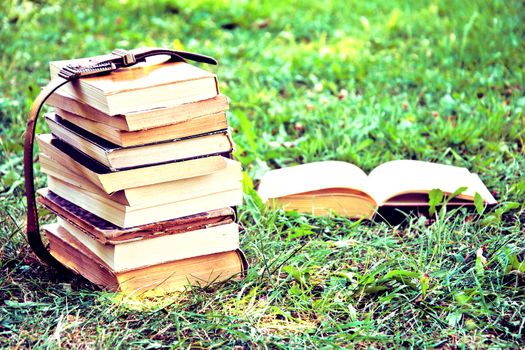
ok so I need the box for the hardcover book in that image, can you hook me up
[39,154,242,207]
[57,217,240,272]
[46,114,233,170]
[44,223,247,294]
[52,109,229,147]
[37,189,236,243]
[49,58,220,115]
[36,134,230,193]
[43,176,243,227]
[46,91,229,131]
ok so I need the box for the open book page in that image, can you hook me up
[464,174,497,204]
[258,161,372,202]
[367,160,496,205]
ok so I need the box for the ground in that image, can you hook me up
[1,0,524,348]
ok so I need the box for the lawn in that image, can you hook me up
[1,0,524,348]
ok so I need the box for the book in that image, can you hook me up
[257,160,497,219]
[43,223,247,294]
[57,217,240,272]
[49,58,220,115]
[46,114,233,170]
[39,153,242,206]
[43,176,243,227]
[46,91,229,131]
[52,109,229,147]
[37,189,236,243]
[36,134,230,193]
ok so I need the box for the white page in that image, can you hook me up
[368,160,494,204]
[258,161,371,201]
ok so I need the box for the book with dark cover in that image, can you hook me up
[37,189,236,244]
[46,114,233,170]
[36,134,232,193]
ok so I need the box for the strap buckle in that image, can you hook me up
[58,61,116,80]
[112,48,137,66]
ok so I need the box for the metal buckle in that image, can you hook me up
[112,48,136,66]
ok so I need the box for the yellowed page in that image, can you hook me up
[274,193,377,219]
[257,161,371,201]
[368,160,495,204]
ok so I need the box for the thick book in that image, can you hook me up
[39,153,242,207]
[57,217,240,272]
[37,189,236,243]
[44,223,247,294]
[42,176,243,227]
[52,109,229,147]
[46,91,229,131]
[46,114,233,170]
[36,134,230,193]
[49,58,220,115]
[258,160,497,219]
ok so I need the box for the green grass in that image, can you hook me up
[1,0,524,348]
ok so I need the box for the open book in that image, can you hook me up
[258,160,497,219]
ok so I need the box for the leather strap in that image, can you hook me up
[24,48,217,270]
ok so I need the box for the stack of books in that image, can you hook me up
[36,54,247,294]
